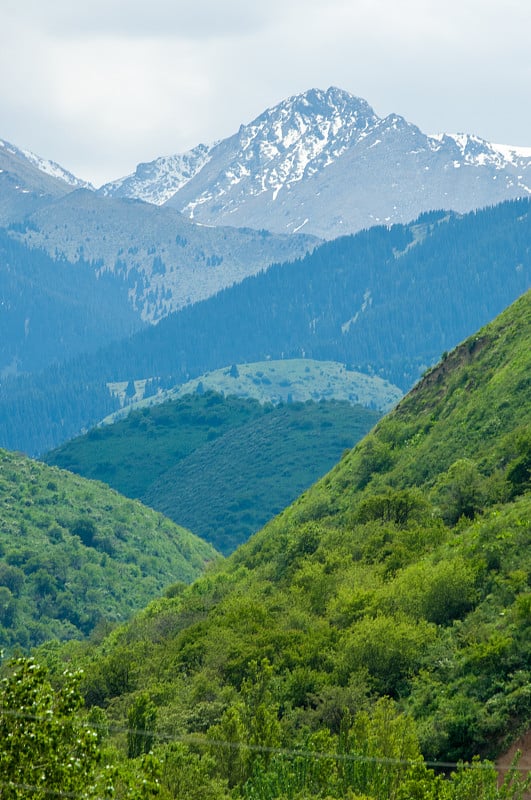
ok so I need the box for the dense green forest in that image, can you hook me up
[1,199,528,455]
[46,393,381,553]
[0,227,143,375]
[45,393,267,498]
[21,290,529,799]
[0,449,217,653]
[115,201,527,391]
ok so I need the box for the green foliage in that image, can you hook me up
[354,487,430,526]
[47,393,380,554]
[445,756,531,800]
[434,458,486,524]
[128,692,157,758]
[353,435,396,489]
[0,657,103,798]
[72,516,98,547]
[157,742,229,799]
[208,705,249,787]
[0,448,217,653]
[239,698,531,800]
[341,615,437,696]
[46,392,266,498]
[368,550,477,626]
[23,292,531,797]
[506,428,531,498]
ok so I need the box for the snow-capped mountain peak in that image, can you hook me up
[99,88,379,208]
[233,86,378,181]
[176,88,384,218]
[99,87,531,238]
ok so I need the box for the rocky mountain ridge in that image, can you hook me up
[4,88,530,242]
[2,88,529,322]
[0,138,93,190]
[7,189,315,322]
[100,87,531,238]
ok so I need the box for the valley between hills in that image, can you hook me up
[0,88,530,798]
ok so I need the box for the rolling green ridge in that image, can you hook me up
[45,392,381,554]
[103,359,403,423]
[41,292,531,798]
[142,399,381,553]
[0,449,218,653]
[45,393,266,500]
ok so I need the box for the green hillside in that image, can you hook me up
[142,399,381,553]
[0,449,218,653]
[32,292,531,798]
[46,393,381,554]
[103,359,403,423]
[44,392,266,499]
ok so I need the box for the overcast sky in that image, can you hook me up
[1,0,529,187]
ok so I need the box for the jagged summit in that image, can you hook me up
[4,88,530,239]
[98,142,213,206]
[178,87,380,214]
[234,87,378,156]
[99,87,378,209]
[99,87,531,238]
[248,86,377,132]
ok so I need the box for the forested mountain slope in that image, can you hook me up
[8,189,316,321]
[125,200,528,392]
[0,449,217,653]
[45,393,381,554]
[0,228,144,377]
[1,198,528,455]
[52,291,531,799]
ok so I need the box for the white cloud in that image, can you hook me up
[4,0,287,38]
[1,0,529,185]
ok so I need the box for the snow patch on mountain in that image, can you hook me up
[181,87,379,215]
[98,87,531,237]
[99,143,214,205]
[0,138,93,189]
[429,133,531,172]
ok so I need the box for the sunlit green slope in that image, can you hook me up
[57,292,530,798]
[0,449,218,653]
